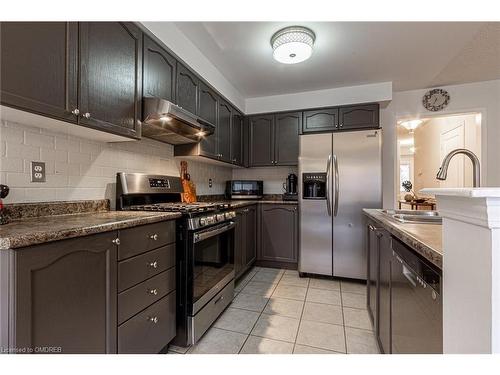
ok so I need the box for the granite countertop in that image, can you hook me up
[363,209,442,269]
[0,210,181,250]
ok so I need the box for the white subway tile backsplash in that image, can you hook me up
[40,147,68,163]
[55,137,80,151]
[0,126,24,143]
[6,143,40,160]
[0,157,24,173]
[24,131,55,148]
[68,151,92,164]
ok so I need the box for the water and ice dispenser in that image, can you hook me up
[302,173,327,199]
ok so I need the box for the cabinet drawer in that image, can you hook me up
[118,292,176,354]
[118,268,175,324]
[118,243,175,292]
[118,221,175,260]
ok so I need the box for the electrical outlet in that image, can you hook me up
[208,178,213,188]
[30,161,46,183]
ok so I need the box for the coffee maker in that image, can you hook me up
[283,173,298,201]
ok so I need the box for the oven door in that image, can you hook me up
[189,221,235,315]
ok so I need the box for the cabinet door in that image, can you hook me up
[143,35,176,103]
[275,111,301,166]
[176,62,199,115]
[231,110,243,165]
[378,230,392,354]
[198,83,218,158]
[244,205,257,267]
[367,223,380,332]
[79,22,142,139]
[218,100,232,163]
[259,205,298,263]
[14,232,117,353]
[302,108,339,133]
[248,115,275,166]
[234,209,245,278]
[339,104,379,130]
[0,22,78,122]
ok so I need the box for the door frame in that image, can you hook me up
[393,108,486,208]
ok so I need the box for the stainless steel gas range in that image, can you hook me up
[116,173,236,347]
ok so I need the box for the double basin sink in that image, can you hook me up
[382,209,442,224]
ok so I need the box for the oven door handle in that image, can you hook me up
[193,222,235,244]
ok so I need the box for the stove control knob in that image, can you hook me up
[216,214,225,222]
[199,217,207,226]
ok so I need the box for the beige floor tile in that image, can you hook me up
[251,313,300,343]
[306,288,342,306]
[302,302,343,325]
[309,278,341,291]
[240,335,294,354]
[231,293,269,312]
[263,297,304,319]
[341,280,367,295]
[296,320,346,353]
[252,271,283,283]
[272,284,307,300]
[235,273,254,292]
[241,281,277,297]
[188,328,247,354]
[258,267,285,276]
[213,307,260,334]
[284,269,299,276]
[279,274,310,288]
[343,307,372,330]
[342,292,367,309]
[345,327,380,354]
[293,344,341,354]
[168,344,190,354]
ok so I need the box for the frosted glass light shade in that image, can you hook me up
[271,26,315,64]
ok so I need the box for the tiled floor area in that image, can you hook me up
[170,267,379,354]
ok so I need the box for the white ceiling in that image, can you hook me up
[173,22,500,98]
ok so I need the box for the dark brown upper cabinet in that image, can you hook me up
[13,232,117,354]
[275,112,301,166]
[143,35,176,103]
[0,22,78,123]
[198,83,218,158]
[231,110,244,166]
[78,22,142,139]
[176,62,199,115]
[217,100,232,163]
[248,114,275,167]
[248,112,300,167]
[339,103,379,130]
[302,108,339,133]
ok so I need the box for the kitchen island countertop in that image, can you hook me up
[363,209,442,269]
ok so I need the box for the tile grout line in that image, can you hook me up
[292,275,310,353]
[340,281,349,354]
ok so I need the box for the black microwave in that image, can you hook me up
[225,180,263,199]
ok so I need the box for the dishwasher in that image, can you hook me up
[391,238,442,354]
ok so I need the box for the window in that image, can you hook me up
[400,163,411,192]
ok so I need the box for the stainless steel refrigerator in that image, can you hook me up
[298,129,382,279]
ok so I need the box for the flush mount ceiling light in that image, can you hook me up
[271,26,316,64]
[400,119,423,134]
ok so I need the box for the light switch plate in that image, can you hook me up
[30,161,46,182]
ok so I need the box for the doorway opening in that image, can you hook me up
[396,112,482,210]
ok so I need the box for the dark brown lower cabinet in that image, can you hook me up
[258,204,298,265]
[13,232,117,354]
[234,205,257,279]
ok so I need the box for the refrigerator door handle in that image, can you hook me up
[326,154,332,216]
[333,154,339,217]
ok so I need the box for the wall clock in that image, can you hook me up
[422,88,450,111]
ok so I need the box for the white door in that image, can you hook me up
[440,123,465,188]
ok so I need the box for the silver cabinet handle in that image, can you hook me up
[326,154,332,216]
[148,261,158,269]
[333,154,339,217]
[82,112,91,119]
[339,123,343,128]
[150,234,158,241]
[71,108,80,116]
[112,238,120,245]
[148,316,159,324]
[148,288,158,295]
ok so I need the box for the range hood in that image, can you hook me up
[142,98,215,145]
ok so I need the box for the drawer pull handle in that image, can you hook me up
[150,234,158,241]
[214,295,224,304]
[148,316,159,324]
[148,261,158,269]
[112,238,120,245]
[148,288,158,295]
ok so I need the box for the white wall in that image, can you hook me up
[381,79,500,208]
[142,22,245,112]
[245,82,392,114]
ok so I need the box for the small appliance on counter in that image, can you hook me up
[283,173,298,201]
[225,180,263,200]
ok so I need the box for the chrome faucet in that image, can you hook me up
[436,148,481,187]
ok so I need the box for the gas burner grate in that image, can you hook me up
[129,202,230,213]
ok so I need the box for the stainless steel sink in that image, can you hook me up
[381,209,442,224]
